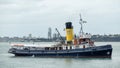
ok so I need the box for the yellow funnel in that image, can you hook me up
[65,22,74,44]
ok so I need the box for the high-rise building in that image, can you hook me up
[28,34,32,39]
[53,33,57,40]
[48,27,52,40]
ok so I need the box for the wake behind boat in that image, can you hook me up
[8,15,112,58]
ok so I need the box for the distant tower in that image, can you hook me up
[48,27,52,40]
[28,34,32,39]
[53,32,59,40]
[53,33,57,40]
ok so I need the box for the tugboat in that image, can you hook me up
[8,15,112,58]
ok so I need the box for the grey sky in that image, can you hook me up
[0,0,120,37]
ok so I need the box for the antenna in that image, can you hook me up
[79,14,87,35]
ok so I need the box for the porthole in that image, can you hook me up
[107,51,110,55]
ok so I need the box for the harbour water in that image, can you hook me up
[0,42,120,68]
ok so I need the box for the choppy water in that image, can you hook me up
[0,42,120,68]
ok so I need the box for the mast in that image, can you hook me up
[79,14,87,36]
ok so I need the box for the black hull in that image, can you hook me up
[8,45,112,58]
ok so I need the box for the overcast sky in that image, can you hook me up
[0,0,120,37]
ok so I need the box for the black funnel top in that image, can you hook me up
[65,22,72,29]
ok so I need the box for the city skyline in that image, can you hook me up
[0,0,120,37]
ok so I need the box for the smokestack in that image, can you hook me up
[65,22,74,45]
